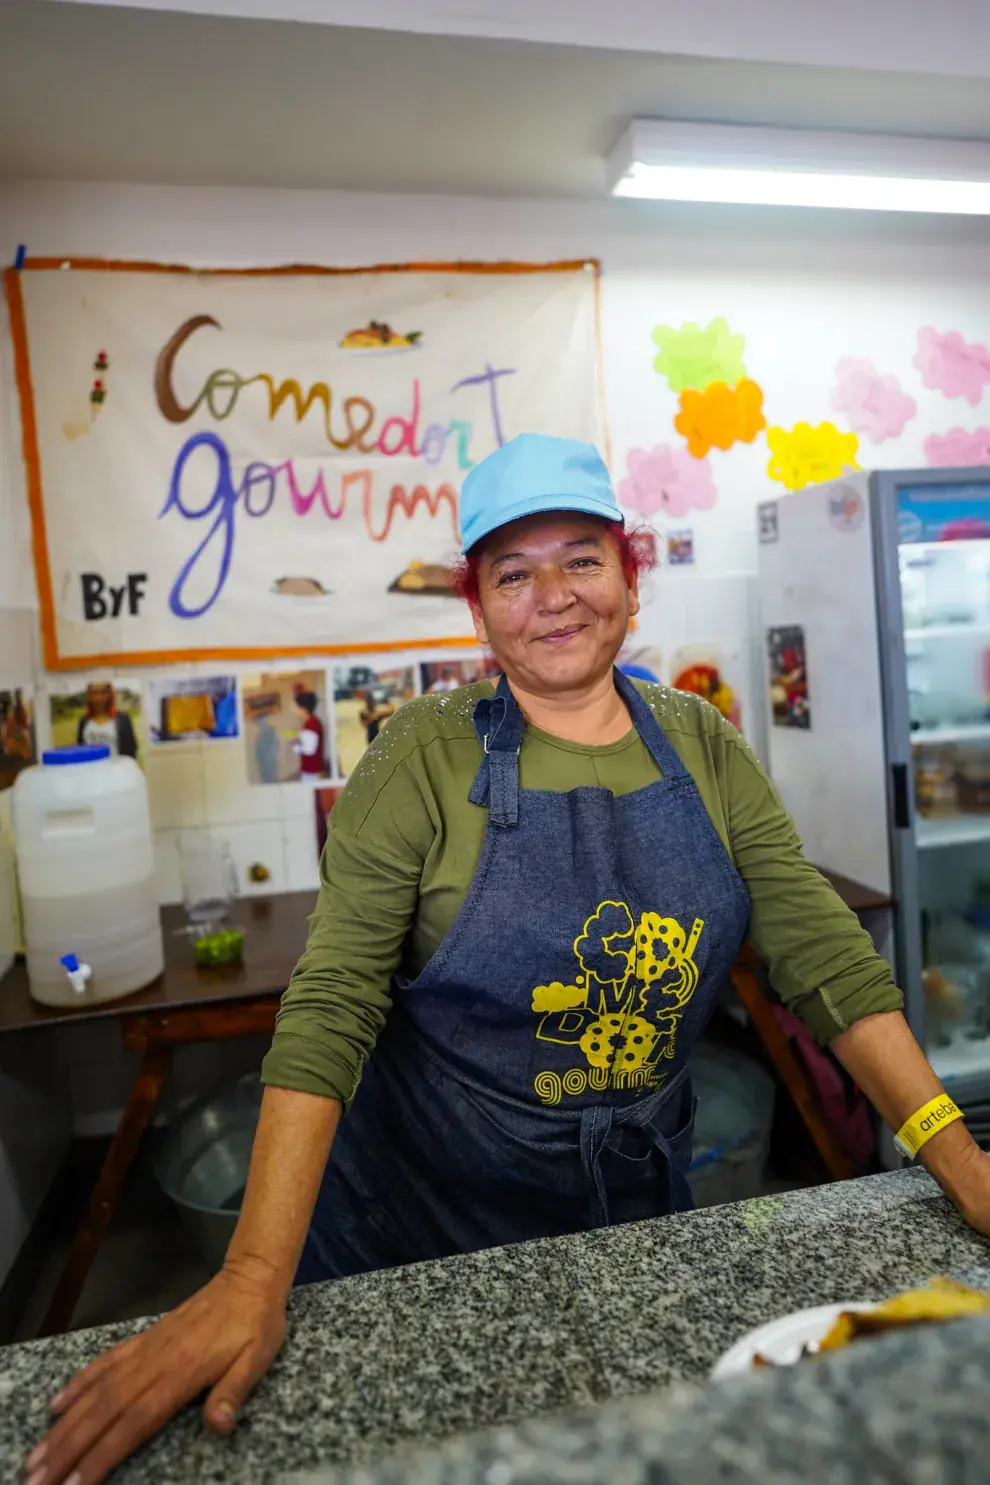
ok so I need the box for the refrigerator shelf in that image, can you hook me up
[904,624,990,641]
[912,723,990,745]
[916,814,990,849]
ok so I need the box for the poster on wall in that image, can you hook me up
[48,679,143,760]
[0,687,36,789]
[333,664,416,776]
[145,674,239,744]
[767,626,811,730]
[242,670,329,785]
[7,259,601,669]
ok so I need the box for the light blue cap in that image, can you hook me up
[459,433,622,555]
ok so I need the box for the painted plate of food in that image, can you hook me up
[272,577,331,597]
[711,1277,990,1380]
[388,560,456,597]
[339,321,422,354]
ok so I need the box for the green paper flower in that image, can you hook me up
[652,317,747,393]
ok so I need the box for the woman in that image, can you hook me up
[75,681,138,759]
[292,687,326,778]
[29,434,990,1485]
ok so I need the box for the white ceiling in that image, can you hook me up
[47,0,990,80]
[4,0,990,193]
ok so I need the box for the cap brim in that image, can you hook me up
[462,492,624,554]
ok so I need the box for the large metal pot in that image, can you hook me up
[154,1071,263,1270]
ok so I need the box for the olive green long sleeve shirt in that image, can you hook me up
[261,681,903,1103]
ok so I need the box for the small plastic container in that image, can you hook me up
[12,745,163,1007]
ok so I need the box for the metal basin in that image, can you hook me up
[154,1071,263,1271]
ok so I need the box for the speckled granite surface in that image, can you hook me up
[2,1168,989,1484]
[287,1317,990,1485]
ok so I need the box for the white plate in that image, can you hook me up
[710,1302,877,1380]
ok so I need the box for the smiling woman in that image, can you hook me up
[29,436,990,1485]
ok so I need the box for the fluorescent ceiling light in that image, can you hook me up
[608,121,990,215]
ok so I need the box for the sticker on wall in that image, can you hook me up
[767,627,811,731]
[914,327,990,407]
[924,427,990,468]
[766,422,860,492]
[49,679,143,761]
[145,675,239,744]
[671,648,743,734]
[758,501,779,545]
[652,318,746,393]
[673,379,766,458]
[242,670,329,786]
[333,665,415,777]
[830,357,916,444]
[618,445,717,518]
[826,484,866,534]
[666,530,694,566]
[0,687,36,790]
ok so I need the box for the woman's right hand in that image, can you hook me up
[24,1257,287,1485]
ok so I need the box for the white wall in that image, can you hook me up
[3,181,990,1269]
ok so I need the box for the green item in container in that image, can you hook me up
[194,928,244,966]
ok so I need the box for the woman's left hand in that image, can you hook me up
[938,1142,990,1237]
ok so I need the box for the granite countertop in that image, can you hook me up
[2,1167,990,1484]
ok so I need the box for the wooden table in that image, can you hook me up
[0,873,892,1335]
[0,892,315,1335]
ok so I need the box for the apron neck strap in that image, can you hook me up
[468,669,689,825]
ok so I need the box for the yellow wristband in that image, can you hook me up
[893,1095,964,1160]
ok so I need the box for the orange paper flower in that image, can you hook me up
[674,379,766,459]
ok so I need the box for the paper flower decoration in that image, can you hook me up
[830,357,917,444]
[766,422,860,492]
[674,379,766,458]
[914,327,990,407]
[618,444,718,518]
[924,426,990,467]
[652,318,747,393]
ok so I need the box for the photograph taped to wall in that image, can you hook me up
[767,626,811,730]
[146,674,239,744]
[0,687,36,790]
[9,260,601,667]
[672,647,743,734]
[334,664,415,776]
[242,670,329,786]
[315,784,345,861]
[419,657,500,694]
[49,679,143,761]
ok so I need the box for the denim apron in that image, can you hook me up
[297,672,750,1282]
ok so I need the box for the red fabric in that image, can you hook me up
[772,1003,876,1169]
[299,714,325,776]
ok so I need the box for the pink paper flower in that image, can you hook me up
[924,426,990,467]
[618,445,718,519]
[831,357,917,444]
[914,327,990,407]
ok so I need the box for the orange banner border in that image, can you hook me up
[5,256,605,672]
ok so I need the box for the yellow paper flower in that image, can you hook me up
[766,422,860,491]
[674,379,766,458]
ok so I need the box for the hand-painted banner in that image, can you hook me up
[7,259,602,668]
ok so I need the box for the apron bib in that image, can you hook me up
[298,672,750,1282]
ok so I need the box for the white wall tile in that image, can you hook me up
[284,813,321,893]
[200,820,287,898]
[145,745,207,830]
[202,741,282,826]
[153,829,182,905]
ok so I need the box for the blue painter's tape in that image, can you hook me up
[13,244,26,270]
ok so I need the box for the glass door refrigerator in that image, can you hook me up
[757,467,990,1131]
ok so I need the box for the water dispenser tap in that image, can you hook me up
[60,953,92,996]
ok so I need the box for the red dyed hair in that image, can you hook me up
[448,520,658,606]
